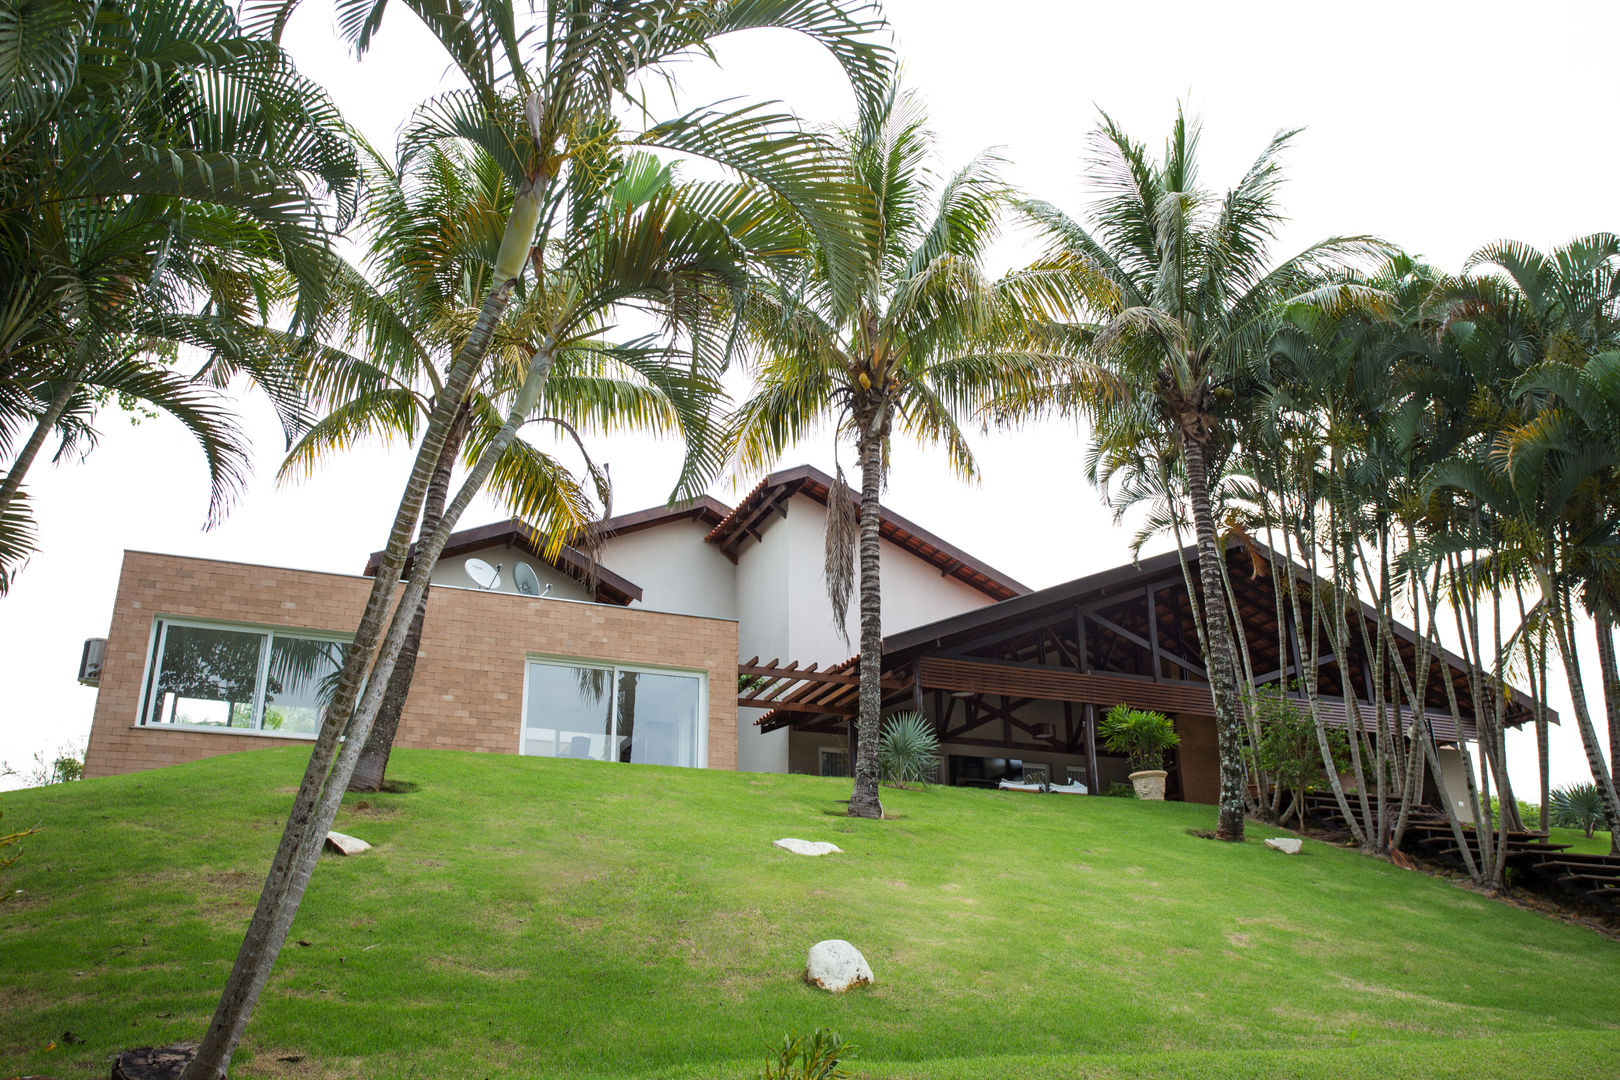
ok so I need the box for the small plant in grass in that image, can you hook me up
[761,1028,856,1080]
[0,811,39,903]
[1098,705,1179,772]
[877,712,939,789]
[1550,784,1610,838]
[1104,781,1137,798]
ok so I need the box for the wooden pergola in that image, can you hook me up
[742,542,1550,796]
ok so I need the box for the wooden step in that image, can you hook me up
[1556,872,1620,885]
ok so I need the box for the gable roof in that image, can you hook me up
[594,494,732,540]
[703,464,1030,602]
[362,518,643,606]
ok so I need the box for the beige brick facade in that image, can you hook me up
[83,551,738,778]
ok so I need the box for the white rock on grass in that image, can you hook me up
[1265,837,1303,855]
[773,838,843,856]
[325,831,372,856]
[805,939,873,992]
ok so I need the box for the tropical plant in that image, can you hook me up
[1009,106,1382,841]
[1236,256,1470,859]
[0,0,360,593]
[1098,704,1179,773]
[174,4,892,1076]
[1550,783,1610,838]
[729,83,1071,819]
[876,711,940,788]
[760,1028,857,1080]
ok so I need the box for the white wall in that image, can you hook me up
[782,498,998,663]
[432,546,592,603]
[734,497,1002,775]
[734,512,791,772]
[597,520,737,619]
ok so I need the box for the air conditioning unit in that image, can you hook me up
[78,638,107,687]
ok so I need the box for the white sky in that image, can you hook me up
[4,0,1617,798]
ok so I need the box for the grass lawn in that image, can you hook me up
[1547,825,1615,856]
[3,748,1619,1079]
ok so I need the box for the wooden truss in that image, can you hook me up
[736,656,908,718]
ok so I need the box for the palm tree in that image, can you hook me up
[1432,237,1620,842]
[176,4,891,1075]
[729,86,1070,819]
[276,140,743,792]
[0,0,361,592]
[1013,107,1381,841]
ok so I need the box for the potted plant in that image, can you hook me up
[1098,704,1180,800]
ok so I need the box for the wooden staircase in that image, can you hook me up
[1297,791,1620,914]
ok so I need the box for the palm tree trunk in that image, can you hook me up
[178,281,522,1080]
[1180,433,1246,842]
[0,356,88,519]
[347,412,466,793]
[1594,610,1620,854]
[1541,580,1620,834]
[847,421,885,820]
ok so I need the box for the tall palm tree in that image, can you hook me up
[177,4,891,1075]
[729,86,1070,819]
[1012,107,1380,841]
[0,0,361,592]
[1433,237,1620,840]
[276,141,744,792]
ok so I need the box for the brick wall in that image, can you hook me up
[83,551,738,778]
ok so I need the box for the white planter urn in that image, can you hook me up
[1128,769,1168,800]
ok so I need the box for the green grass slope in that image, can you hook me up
[2,749,1617,1079]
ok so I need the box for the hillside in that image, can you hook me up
[2,749,1618,1079]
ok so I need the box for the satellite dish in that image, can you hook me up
[465,557,502,590]
[513,562,543,597]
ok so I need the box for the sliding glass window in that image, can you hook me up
[141,618,351,735]
[523,659,705,768]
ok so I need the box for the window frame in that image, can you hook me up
[136,615,353,739]
[519,654,708,768]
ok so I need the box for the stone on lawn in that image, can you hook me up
[773,838,843,856]
[805,939,873,992]
[1265,837,1303,855]
[325,831,371,856]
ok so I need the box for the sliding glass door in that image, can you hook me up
[522,659,705,768]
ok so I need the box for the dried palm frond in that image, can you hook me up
[824,464,858,645]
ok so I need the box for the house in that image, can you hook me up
[81,465,1021,779]
[80,464,1546,819]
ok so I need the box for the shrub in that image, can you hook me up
[1,743,84,787]
[1245,685,1349,819]
[1104,781,1137,798]
[1550,784,1611,838]
[877,712,940,788]
[761,1028,856,1080]
[1097,704,1179,772]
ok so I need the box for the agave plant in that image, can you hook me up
[1550,784,1611,838]
[877,712,940,789]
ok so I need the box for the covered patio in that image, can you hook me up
[740,543,1546,804]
